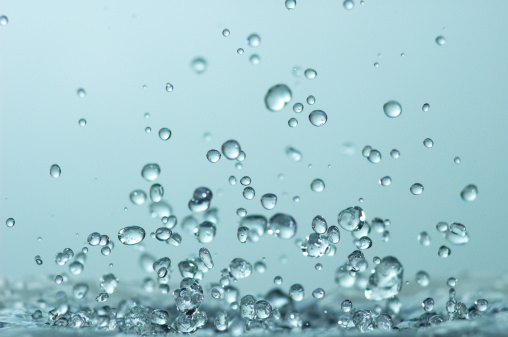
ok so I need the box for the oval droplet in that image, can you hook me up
[265,84,292,112]
[118,226,146,245]
[309,110,327,127]
[50,164,61,178]
[460,184,478,201]
[141,163,161,181]
[383,100,402,118]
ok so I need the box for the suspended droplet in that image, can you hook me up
[288,118,298,128]
[77,88,86,98]
[343,0,354,10]
[418,231,431,246]
[199,248,214,269]
[304,68,317,79]
[460,184,478,201]
[286,146,302,162]
[247,34,261,47]
[310,179,325,192]
[249,54,260,65]
[438,245,451,258]
[301,233,330,258]
[237,48,244,55]
[312,288,325,299]
[410,183,424,195]
[221,140,241,160]
[422,298,435,312]
[243,187,255,200]
[222,29,230,37]
[454,156,461,164]
[145,126,152,133]
[207,149,221,163]
[444,222,470,245]
[265,84,292,112]
[268,213,297,239]
[260,193,277,210]
[383,101,402,118]
[306,95,315,105]
[337,206,365,231]
[422,103,430,112]
[6,217,15,228]
[191,57,207,74]
[78,118,87,126]
[312,215,328,234]
[165,83,173,92]
[155,227,172,241]
[118,226,146,245]
[229,258,253,279]
[194,221,217,243]
[141,163,161,181]
[423,138,434,148]
[475,299,489,312]
[341,300,353,312]
[285,0,296,10]
[379,176,391,186]
[309,110,327,127]
[50,164,61,178]
[130,190,147,205]
[0,15,8,26]
[289,284,304,301]
[390,149,400,159]
[415,271,430,287]
[368,150,382,163]
[149,184,164,203]
[435,36,446,46]
[159,128,172,141]
[273,276,283,285]
[365,256,404,301]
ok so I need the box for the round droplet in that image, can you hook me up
[285,0,296,10]
[422,298,435,312]
[207,150,221,163]
[260,193,277,210]
[422,103,430,112]
[410,183,424,195]
[379,176,391,186]
[237,48,244,55]
[383,100,402,118]
[265,84,292,112]
[289,284,304,301]
[159,128,172,141]
[0,16,8,26]
[6,218,15,228]
[249,54,260,65]
[312,215,328,234]
[337,206,365,231]
[341,300,353,312]
[222,140,241,160]
[78,118,87,126]
[145,127,151,133]
[306,95,315,105]
[150,184,164,202]
[454,156,461,164]
[243,187,255,200]
[310,179,325,192]
[194,221,217,243]
[247,34,261,47]
[236,208,247,217]
[118,226,146,245]
[315,263,323,271]
[390,149,400,159]
[423,138,434,148]
[475,299,488,312]
[273,276,283,285]
[286,147,302,162]
[309,110,327,127]
[304,68,317,79]
[130,190,147,205]
[229,258,253,279]
[54,275,64,285]
[288,118,298,128]
[268,213,297,239]
[50,164,61,178]
[343,0,354,10]
[460,184,478,201]
[222,29,230,37]
[436,36,446,46]
[141,163,161,181]
[312,288,325,299]
[77,88,86,98]
[293,103,303,113]
[438,245,451,258]
[418,231,431,246]
[415,271,430,287]
[191,57,207,74]
[165,83,173,92]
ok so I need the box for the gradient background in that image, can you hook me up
[1,0,507,304]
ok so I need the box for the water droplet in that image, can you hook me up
[0,15,8,25]
[355,236,372,250]
[237,48,244,55]
[78,118,87,126]
[149,184,164,202]
[145,126,152,133]
[141,163,161,181]
[243,187,255,200]
[268,213,297,239]
[165,83,173,92]
[194,221,217,243]
[390,149,400,159]
[410,183,424,195]
[415,271,430,287]
[312,288,325,299]
[6,217,15,228]
[155,227,172,241]
[50,164,61,178]
[285,146,302,162]
[422,103,430,112]
[444,222,470,245]
[311,215,328,234]
[118,226,146,245]
[368,150,382,163]
[77,88,86,98]
[460,184,478,201]
[255,300,272,319]
[285,0,296,10]
[130,190,147,205]
[438,245,451,258]
[249,54,260,65]
[374,62,380,68]
[207,150,221,163]
[341,300,353,312]
[260,193,277,210]
[191,57,207,74]
[304,68,317,79]
[273,276,283,285]
[174,278,204,314]
[222,29,230,37]
[379,176,391,186]
[418,231,431,246]
[310,178,325,192]
[475,299,488,312]
[315,263,323,271]
[158,128,172,141]
[435,36,446,46]
[454,156,461,164]
[301,233,330,258]
[54,275,64,285]
[306,95,315,105]
[383,100,402,118]
[423,138,434,148]
[289,284,304,301]
[365,256,404,301]
[221,140,241,160]
[265,84,292,112]
[229,258,253,279]
[343,0,354,10]
[337,206,365,231]
[288,118,298,128]
[247,34,261,47]
[309,110,327,127]
[422,298,435,311]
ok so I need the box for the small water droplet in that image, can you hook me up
[247,34,261,47]
[383,100,402,118]
[309,110,327,127]
[422,103,430,112]
[78,118,87,126]
[207,150,221,163]
[343,0,354,9]
[249,54,260,65]
[50,164,61,178]
[368,150,382,164]
[460,184,478,201]
[265,84,292,112]
[438,245,451,258]
[454,156,461,164]
[191,57,207,74]
[379,176,391,186]
[118,226,146,245]
[312,288,325,299]
[288,118,298,128]
[158,128,172,141]
[285,0,296,10]
[304,68,317,79]
[77,88,86,98]
[6,218,15,228]
[222,29,230,37]
[306,95,315,105]
[0,15,8,26]
[130,190,147,205]
[423,138,434,148]
[260,193,277,210]
[422,298,435,311]
[141,163,161,181]
[390,149,400,159]
[310,179,325,192]
[165,83,173,92]
[410,183,424,195]
[237,48,244,55]
[243,187,255,200]
[374,62,380,68]
[221,140,242,160]
[436,36,446,46]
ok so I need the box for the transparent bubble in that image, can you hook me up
[229,258,253,279]
[422,298,434,311]
[423,138,434,148]
[365,256,404,301]
[199,248,214,269]
[306,95,315,105]
[343,0,354,10]
[418,231,431,246]
[383,100,402,118]
[436,36,446,46]
[78,118,86,126]
[145,126,152,133]
[379,176,391,186]
[337,206,365,231]
[315,263,323,271]
[422,103,430,112]
[390,149,400,159]
[268,213,297,239]
[438,245,451,258]
[355,236,372,250]
[150,184,164,203]
[237,48,244,55]
[304,68,317,79]
[312,215,328,234]
[194,221,216,243]
[236,208,247,217]
[222,29,230,37]
[292,103,304,114]
[368,150,382,163]
[34,255,43,265]
[460,184,478,201]
[165,83,174,92]
[255,300,272,319]
[273,276,283,285]
[77,88,86,98]
[454,156,461,164]
[289,284,304,301]
[141,163,161,181]
[129,190,147,205]
[158,128,172,141]
[265,84,292,112]
[312,288,325,299]
[285,0,296,10]
[410,183,424,195]
[243,187,255,200]
[260,193,277,210]
[173,278,204,314]
[249,54,260,65]
[309,110,327,127]
[475,299,488,312]
[286,146,302,162]
[341,300,353,312]
[447,277,457,287]
[445,223,470,245]
[49,164,61,178]
[310,179,325,192]
[5,217,14,228]
[191,57,207,74]
[288,118,298,128]
[416,271,430,287]
[221,140,241,160]
[327,226,341,243]
[54,275,64,285]
[118,226,146,245]
[0,15,8,25]
[73,283,89,299]
[301,233,330,258]
[247,34,261,47]
[206,149,221,163]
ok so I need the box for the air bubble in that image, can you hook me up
[222,140,241,160]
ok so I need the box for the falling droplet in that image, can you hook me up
[158,128,172,141]
[130,190,147,205]
[309,110,327,127]
[118,226,146,245]
[191,57,207,74]
[165,83,174,92]
[343,0,354,10]
[286,146,302,162]
[379,176,391,186]
[268,213,297,239]
[438,245,451,258]
[368,150,382,164]
[260,193,277,210]
[304,68,317,79]
[237,48,244,55]
[78,118,87,126]
[6,218,15,228]
[141,163,161,181]
[249,54,260,65]
[222,29,230,37]
[460,184,478,201]
[77,88,86,98]
[390,149,400,159]
[435,36,446,46]
[0,15,8,26]
[454,156,461,164]
[310,179,325,192]
[207,149,221,163]
[285,0,296,10]
[221,140,241,160]
[50,164,61,178]
[243,187,255,200]
[288,118,298,128]
[265,84,292,112]
[383,101,402,118]
[410,183,424,195]
[306,95,315,105]
[312,288,325,299]
[247,34,261,47]
[365,256,404,301]
[422,103,430,112]
[423,138,434,148]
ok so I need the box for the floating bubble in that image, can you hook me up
[460,184,478,201]
[206,149,221,163]
[365,256,404,301]
[50,164,61,178]
[438,245,451,258]
[390,149,400,159]
[383,100,402,118]
[312,288,325,299]
[141,163,161,181]
[260,193,277,210]
[243,187,255,200]
[6,217,15,228]
[118,226,146,245]
[368,150,382,164]
[268,213,297,239]
[415,271,430,287]
[285,0,296,10]
[343,0,354,10]
[310,179,325,192]
[423,138,434,148]
[191,57,207,74]
[436,36,446,46]
[194,221,216,243]
[410,183,424,195]
[247,34,261,47]
[229,258,253,279]
[265,84,292,112]
[304,68,317,79]
[422,103,430,112]
[78,118,86,126]
[309,110,327,127]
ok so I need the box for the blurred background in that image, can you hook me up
[0,0,507,305]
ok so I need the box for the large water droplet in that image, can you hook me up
[191,57,207,74]
[285,0,296,10]
[221,140,241,160]
[50,164,61,178]
[286,146,302,162]
[365,256,404,301]
[268,213,297,239]
[141,163,161,181]
[410,183,424,195]
[260,193,277,210]
[77,88,86,98]
[310,179,325,192]
[207,150,221,163]
[343,0,354,10]
[118,226,146,245]
[383,101,402,118]
[159,128,172,141]
[130,190,147,205]
[309,110,327,127]
[265,84,292,112]
[247,34,261,47]
[460,184,478,201]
